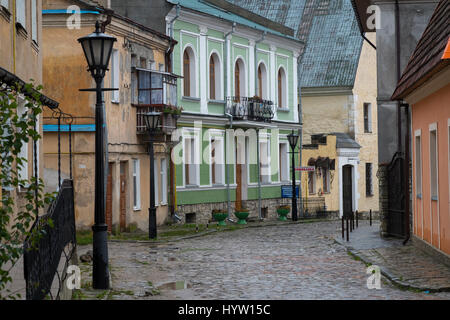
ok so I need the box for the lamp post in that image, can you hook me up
[78,21,117,290]
[143,112,161,239]
[288,131,299,222]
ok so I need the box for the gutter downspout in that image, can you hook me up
[254,31,266,94]
[224,23,236,220]
[255,31,266,221]
[225,113,233,220]
[168,5,180,73]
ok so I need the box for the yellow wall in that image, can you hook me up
[301,135,340,212]
[300,33,379,213]
[42,2,172,231]
[0,0,45,212]
[354,33,379,212]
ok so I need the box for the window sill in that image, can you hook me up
[31,40,39,53]
[133,207,142,212]
[277,108,290,113]
[111,100,120,105]
[0,6,11,22]
[208,99,225,105]
[431,196,438,201]
[16,22,28,39]
[182,96,200,102]
[416,194,422,200]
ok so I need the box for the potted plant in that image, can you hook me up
[234,208,250,225]
[212,209,228,226]
[277,205,291,221]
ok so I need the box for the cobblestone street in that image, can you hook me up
[79,221,450,300]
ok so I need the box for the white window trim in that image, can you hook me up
[133,159,141,211]
[414,129,423,198]
[259,134,271,184]
[1,0,9,10]
[208,51,223,101]
[31,0,37,43]
[16,0,26,30]
[277,65,288,109]
[154,158,159,207]
[233,56,247,97]
[181,43,199,99]
[429,122,440,249]
[111,49,120,103]
[182,128,201,187]
[279,141,290,183]
[209,133,225,186]
[160,158,167,205]
[257,60,269,100]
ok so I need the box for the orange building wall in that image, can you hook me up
[412,81,450,255]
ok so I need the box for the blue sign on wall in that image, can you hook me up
[281,185,300,198]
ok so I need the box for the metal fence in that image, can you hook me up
[23,180,76,300]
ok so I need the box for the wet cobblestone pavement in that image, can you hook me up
[79,221,450,300]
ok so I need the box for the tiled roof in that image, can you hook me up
[228,0,363,88]
[392,0,450,100]
[167,0,300,42]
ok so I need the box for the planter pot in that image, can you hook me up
[277,208,290,221]
[213,213,228,226]
[234,211,249,225]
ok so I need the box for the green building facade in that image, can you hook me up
[167,0,303,223]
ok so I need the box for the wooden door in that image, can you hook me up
[106,163,113,233]
[120,162,127,232]
[343,165,353,218]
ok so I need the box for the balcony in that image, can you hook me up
[132,68,181,135]
[225,96,275,123]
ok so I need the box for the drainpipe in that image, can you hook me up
[224,23,236,220]
[255,31,266,221]
[395,0,402,153]
[224,22,236,101]
[225,113,233,220]
[254,31,266,95]
[402,103,411,245]
[168,5,180,72]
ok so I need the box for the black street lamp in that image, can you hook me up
[78,21,117,290]
[287,131,299,222]
[143,112,161,239]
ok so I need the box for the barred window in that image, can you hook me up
[366,163,373,196]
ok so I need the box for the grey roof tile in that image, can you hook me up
[227,0,363,88]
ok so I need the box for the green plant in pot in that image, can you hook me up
[234,208,250,225]
[212,209,228,226]
[277,205,291,221]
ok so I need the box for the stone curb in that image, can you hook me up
[335,238,450,293]
[108,219,337,245]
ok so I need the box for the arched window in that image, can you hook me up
[209,53,221,100]
[278,67,287,108]
[183,47,196,97]
[234,58,246,98]
[257,63,268,100]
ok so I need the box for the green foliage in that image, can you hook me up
[0,82,56,299]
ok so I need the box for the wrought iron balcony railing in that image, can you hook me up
[225,96,275,122]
